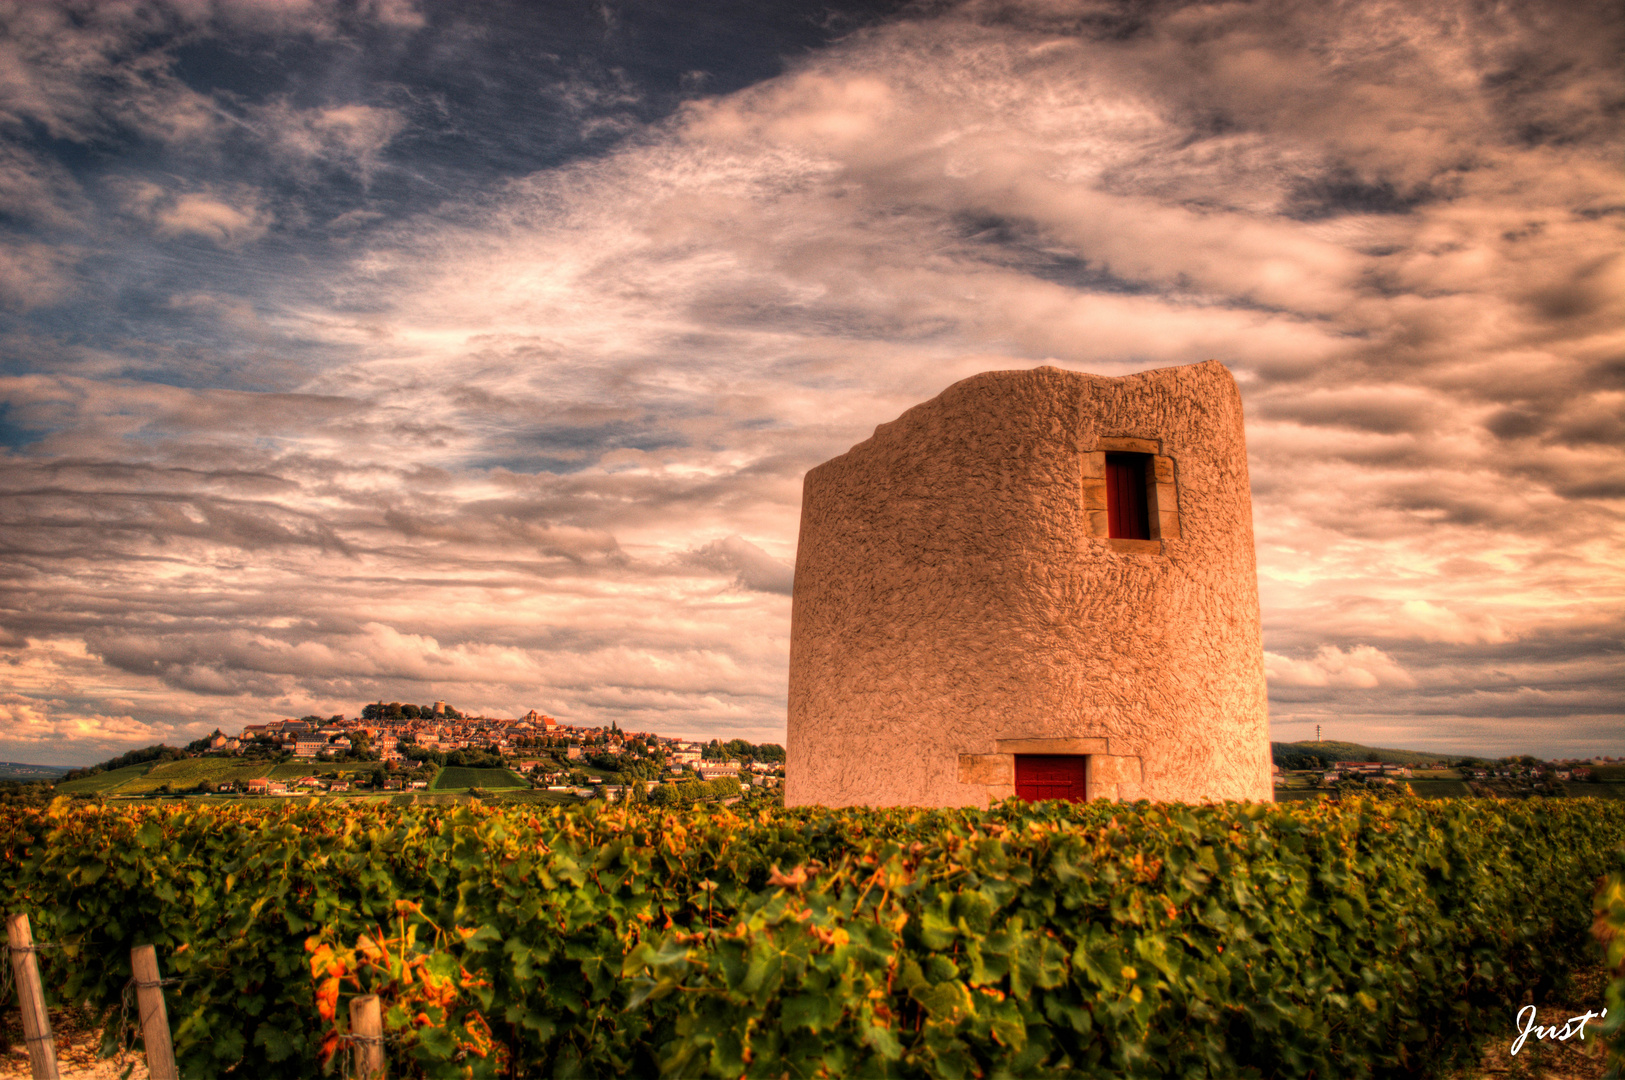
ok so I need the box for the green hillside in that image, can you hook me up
[120,758,273,793]
[1404,779,1471,798]
[267,762,381,781]
[1272,740,1461,766]
[54,763,154,794]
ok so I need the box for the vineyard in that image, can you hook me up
[3,796,1623,1078]
[432,768,532,792]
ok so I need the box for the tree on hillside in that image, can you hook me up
[61,744,185,782]
[185,730,225,753]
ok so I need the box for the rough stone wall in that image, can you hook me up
[785,360,1271,808]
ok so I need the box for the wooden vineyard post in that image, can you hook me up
[130,944,179,1080]
[6,913,60,1080]
[350,994,386,1079]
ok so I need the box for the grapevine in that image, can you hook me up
[1,796,1621,1077]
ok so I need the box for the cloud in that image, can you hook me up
[687,536,795,595]
[112,179,273,247]
[153,192,273,247]
[1265,645,1417,689]
[256,101,409,182]
[0,242,77,310]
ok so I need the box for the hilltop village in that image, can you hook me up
[56,699,785,805]
[42,710,1622,808]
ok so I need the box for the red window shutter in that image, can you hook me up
[1014,755,1088,803]
[1105,454,1151,539]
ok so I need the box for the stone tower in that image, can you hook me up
[785,360,1271,807]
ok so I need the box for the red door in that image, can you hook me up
[1014,755,1088,803]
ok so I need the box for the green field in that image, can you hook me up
[1403,778,1471,798]
[121,758,273,793]
[1273,778,1625,802]
[431,766,529,791]
[54,763,154,794]
[481,788,581,805]
[267,761,383,780]
[1272,740,1461,766]
[390,792,472,805]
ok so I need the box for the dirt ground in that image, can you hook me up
[0,1002,147,1079]
[1449,965,1614,1080]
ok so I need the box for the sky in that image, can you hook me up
[0,0,1619,767]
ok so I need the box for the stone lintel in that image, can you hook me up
[1096,436,1161,454]
[995,737,1108,755]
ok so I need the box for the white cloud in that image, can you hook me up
[1265,645,1417,689]
[688,536,795,596]
[256,101,408,181]
[116,180,272,247]
[154,192,272,246]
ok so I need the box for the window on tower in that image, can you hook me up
[1105,452,1152,540]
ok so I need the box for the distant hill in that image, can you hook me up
[1272,741,1464,767]
[0,762,77,782]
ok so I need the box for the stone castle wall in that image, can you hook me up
[785,360,1272,807]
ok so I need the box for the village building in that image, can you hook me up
[786,361,1272,808]
[695,761,743,781]
[522,709,558,730]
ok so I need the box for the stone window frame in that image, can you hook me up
[958,738,1144,803]
[1081,436,1179,552]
